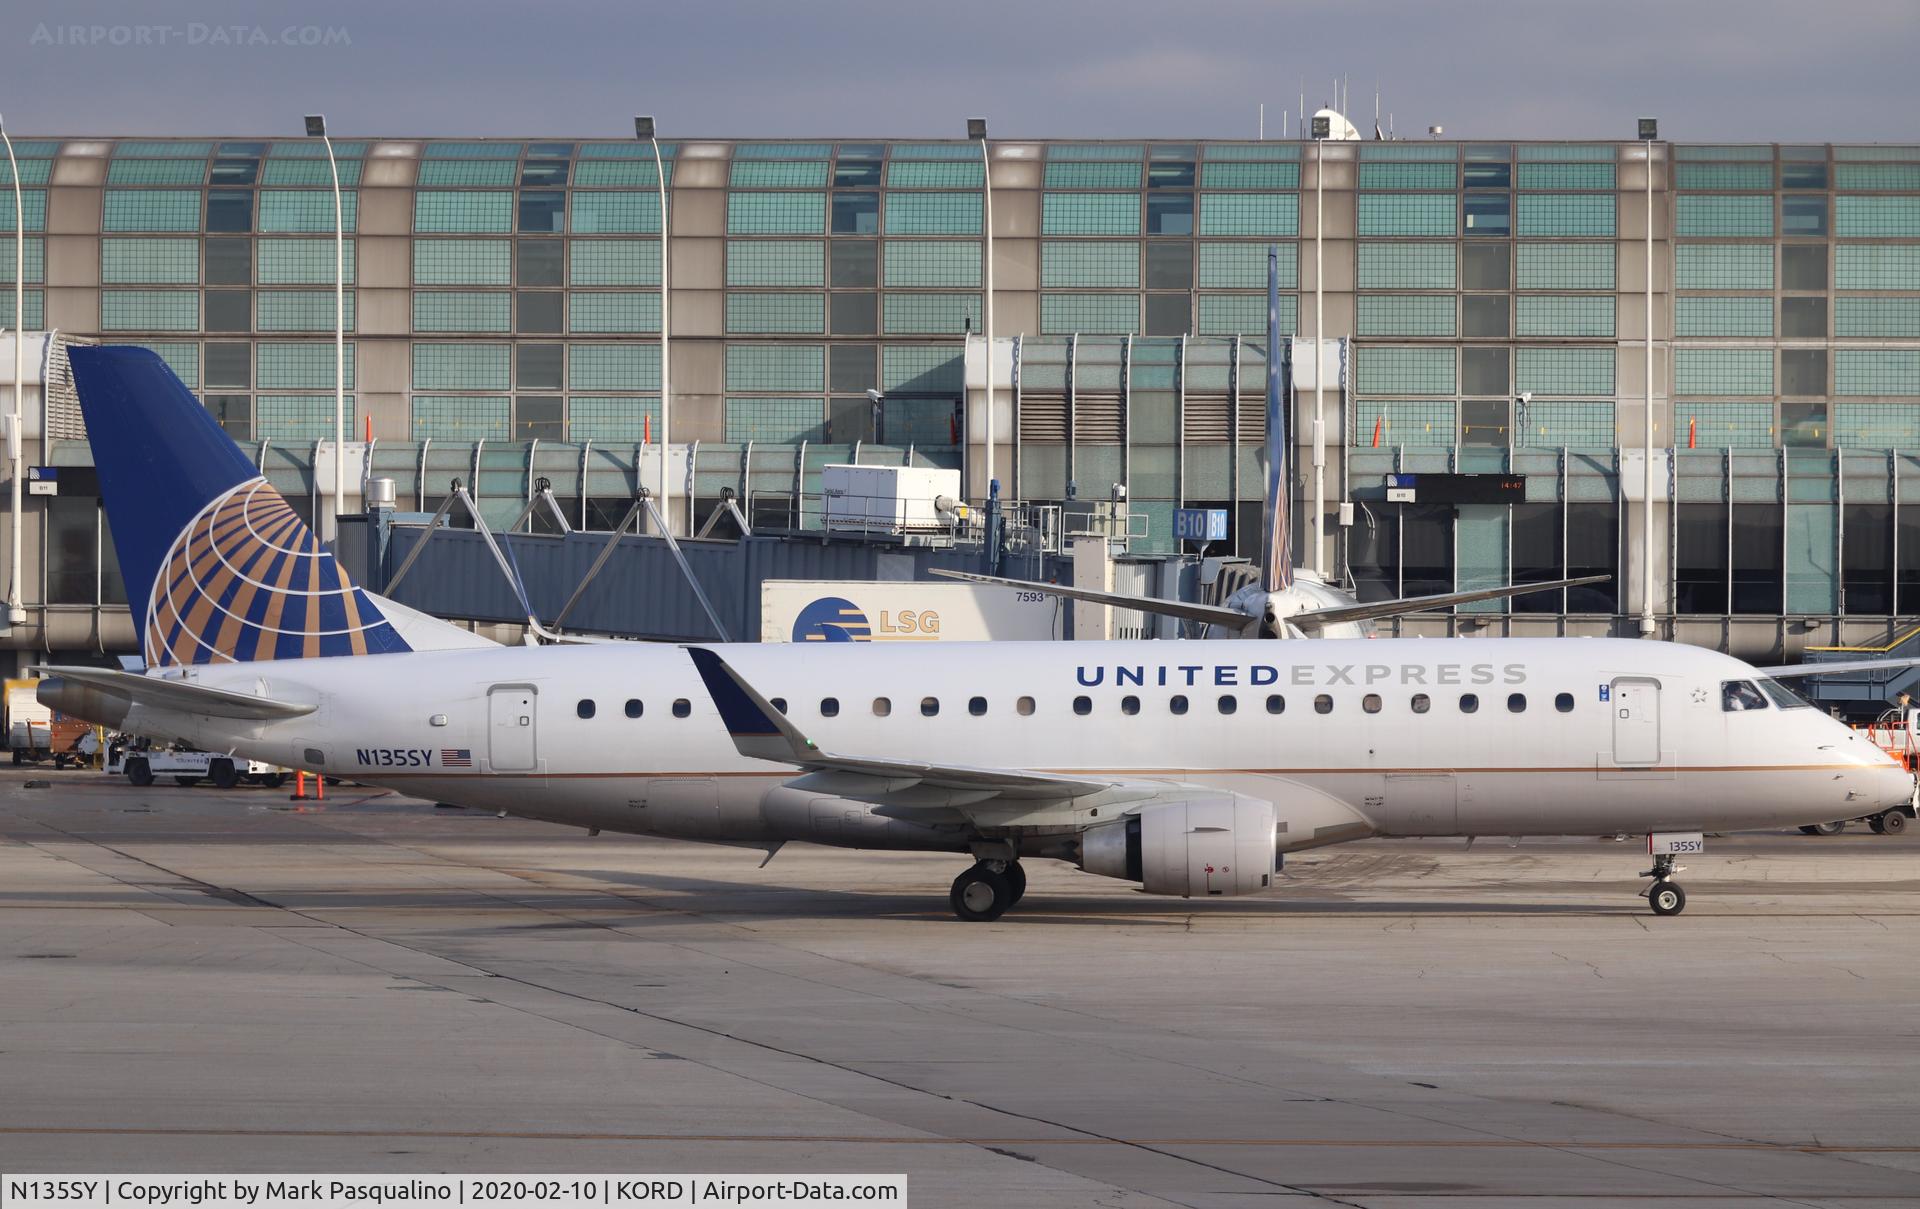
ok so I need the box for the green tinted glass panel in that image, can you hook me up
[725,240,824,286]
[1354,401,1455,445]
[413,239,511,285]
[413,292,511,332]
[886,144,979,160]
[1356,242,1455,289]
[1517,163,1616,189]
[101,238,199,284]
[1357,163,1455,189]
[1516,144,1616,161]
[259,190,358,232]
[1836,245,1920,289]
[1515,242,1614,289]
[1675,296,1774,336]
[570,239,659,286]
[0,237,44,284]
[1042,162,1142,188]
[885,161,984,188]
[1356,347,1455,394]
[267,141,369,159]
[729,161,829,188]
[1836,196,1920,237]
[100,290,197,330]
[257,395,360,441]
[1675,195,1773,236]
[103,190,201,231]
[570,292,661,333]
[884,240,981,287]
[1676,402,1774,448]
[1516,400,1614,447]
[413,343,511,390]
[129,341,199,386]
[1675,163,1772,189]
[258,238,356,285]
[423,142,521,159]
[573,161,667,187]
[885,193,982,234]
[1049,144,1145,160]
[1356,295,1455,336]
[1197,162,1298,188]
[1515,295,1614,337]
[417,161,517,187]
[1041,193,1139,235]
[1675,348,1773,395]
[1041,241,1138,288]
[569,345,660,391]
[572,192,661,234]
[411,396,510,440]
[726,398,824,443]
[1198,193,1297,236]
[882,346,962,392]
[1199,242,1297,288]
[567,396,659,440]
[1040,294,1139,334]
[1516,194,1615,236]
[1835,350,1920,395]
[1834,403,1920,447]
[257,342,356,389]
[0,291,43,329]
[1360,143,1458,161]
[258,290,355,331]
[1516,347,1614,395]
[1674,145,1772,161]
[1675,244,1773,289]
[1204,144,1302,161]
[107,160,205,185]
[725,344,824,391]
[725,292,824,333]
[735,144,832,159]
[882,293,981,334]
[1357,194,1454,236]
[1835,298,1920,337]
[1197,293,1295,335]
[726,192,826,234]
[259,159,363,186]
[1835,164,1920,189]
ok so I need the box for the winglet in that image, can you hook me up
[683,646,816,764]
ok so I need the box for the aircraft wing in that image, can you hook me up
[1757,655,1920,678]
[683,646,1114,799]
[31,665,318,721]
[1289,575,1612,631]
[926,569,1251,631]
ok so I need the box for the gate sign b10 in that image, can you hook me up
[1174,508,1229,543]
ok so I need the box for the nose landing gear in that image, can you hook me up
[1640,851,1688,916]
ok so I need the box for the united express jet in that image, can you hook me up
[37,348,1916,920]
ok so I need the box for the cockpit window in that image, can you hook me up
[1757,678,1812,709]
[1721,680,1769,712]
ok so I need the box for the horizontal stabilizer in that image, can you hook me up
[33,665,317,721]
[927,569,1251,631]
[1291,575,1612,631]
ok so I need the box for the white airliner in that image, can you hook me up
[36,348,1918,921]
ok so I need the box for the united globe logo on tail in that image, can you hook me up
[146,476,410,666]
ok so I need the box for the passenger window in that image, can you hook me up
[1460,693,1479,714]
[1508,693,1526,713]
[1554,692,1574,713]
[1121,695,1141,715]
[1218,695,1237,715]
[820,697,840,717]
[1411,693,1431,714]
[920,697,939,717]
[672,698,691,718]
[624,698,643,718]
[1314,694,1333,714]
[968,696,987,716]
[1721,680,1769,712]
[770,697,788,714]
[1073,695,1092,716]
[873,697,891,716]
[1169,695,1189,715]
[1362,694,1382,714]
[1016,696,1035,716]
[1266,694,1285,714]
[576,699,596,719]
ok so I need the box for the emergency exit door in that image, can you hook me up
[1610,677,1662,766]
[488,685,538,771]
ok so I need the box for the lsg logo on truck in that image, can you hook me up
[793,596,941,642]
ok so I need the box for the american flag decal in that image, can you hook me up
[440,749,473,768]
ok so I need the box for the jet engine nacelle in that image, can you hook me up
[1080,795,1278,897]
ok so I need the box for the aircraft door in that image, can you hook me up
[488,685,538,772]
[1610,677,1662,766]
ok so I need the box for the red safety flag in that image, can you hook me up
[1371,415,1382,448]
[1688,416,1696,450]
[645,414,652,445]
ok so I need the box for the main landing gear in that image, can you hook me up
[1640,852,1688,917]
[949,858,1026,922]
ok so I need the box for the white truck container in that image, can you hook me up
[822,464,962,536]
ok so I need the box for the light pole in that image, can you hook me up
[304,115,346,540]
[636,116,671,534]
[1311,113,1329,579]
[2,113,25,625]
[1639,117,1658,636]
[968,117,992,503]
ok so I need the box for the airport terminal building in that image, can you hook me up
[4,131,1920,661]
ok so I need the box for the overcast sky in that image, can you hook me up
[3,0,1917,142]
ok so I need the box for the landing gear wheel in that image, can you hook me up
[950,865,1013,922]
[1813,821,1846,836]
[257,773,287,790]
[1001,861,1027,904]
[209,759,239,790]
[1649,881,1687,916]
[1798,824,1822,835]
[1881,811,1908,836]
[126,757,153,787]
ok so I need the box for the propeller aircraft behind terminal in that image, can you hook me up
[34,346,1918,921]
